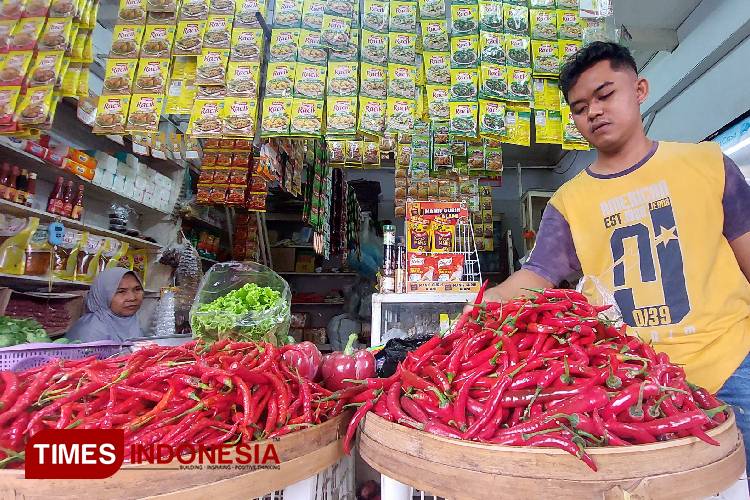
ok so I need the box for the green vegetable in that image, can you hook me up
[191,283,289,345]
[0,317,52,347]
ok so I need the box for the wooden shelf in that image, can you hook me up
[279,272,357,276]
[0,142,171,216]
[0,199,161,250]
[292,302,345,306]
[0,272,158,293]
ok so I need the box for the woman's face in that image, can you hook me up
[110,273,144,317]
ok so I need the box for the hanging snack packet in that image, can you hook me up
[431,218,456,253]
[534,108,562,144]
[385,97,415,134]
[298,29,328,66]
[450,4,479,37]
[530,8,557,41]
[479,0,503,32]
[188,98,224,137]
[302,0,325,29]
[325,96,357,136]
[506,35,530,68]
[407,218,430,253]
[345,139,362,165]
[361,30,388,66]
[327,61,358,96]
[294,63,326,100]
[449,101,478,138]
[141,24,176,57]
[196,48,229,85]
[290,98,324,136]
[27,51,64,88]
[358,96,386,136]
[51,227,83,280]
[504,4,529,35]
[179,0,209,20]
[109,24,145,58]
[363,141,380,167]
[388,63,416,99]
[92,95,129,134]
[174,20,206,55]
[204,14,232,48]
[561,104,586,143]
[134,58,169,94]
[126,93,162,132]
[222,96,257,137]
[559,39,582,66]
[118,0,147,23]
[389,32,417,66]
[532,40,559,77]
[274,0,303,28]
[362,0,388,33]
[557,9,582,40]
[531,0,555,7]
[360,63,387,99]
[38,18,72,52]
[389,1,416,33]
[230,27,262,61]
[421,19,449,52]
[479,99,506,138]
[533,77,559,109]
[260,97,292,136]
[503,103,531,147]
[450,35,479,69]
[266,61,296,97]
[479,63,507,99]
[0,51,32,87]
[506,66,532,101]
[0,86,21,130]
[328,33,358,62]
[321,14,350,48]
[327,140,345,164]
[269,28,299,63]
[426,85,449,121]
[209,0,234,15]
[450,67,478,101]
[226,60,260,97]
[234,0,265,27]
[418,0,445,20]
[424,51,450,85]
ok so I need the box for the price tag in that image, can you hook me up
[48,222,65,245]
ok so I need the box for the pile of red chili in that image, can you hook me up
[340,288,728,471]
[0,339,343,468]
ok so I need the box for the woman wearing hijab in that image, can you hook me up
[67,267,145,342]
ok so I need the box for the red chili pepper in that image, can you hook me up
[263,396,279,437]
[0,371,19,412]
[422,364,450,393]
[344,397,377,454]
[603,420,656,444]
[0,363,57,428]
[401,396,429,423]
[601,381,660,422]
[462,376,513,440]
[386,382,410,422]
[527,433,597,472]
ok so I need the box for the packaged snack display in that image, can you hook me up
[294,62,326,99]
[450,35,479,69]
[266,61,296,97]
[426,84,449,121]
[361,30,388,66]
[126,93,162,132]
[260,98,292,136]
[92,95,130,134]
[506,66,532,101]
[325,96,357,136]
[424,51,450,85]
[479,99,506,138]
[301,0,325,29]
[188,98,224,137]
[290,98,324,136]
[360,63,387,99]
[204,14,232,48]
[389,32,417,66]
[531,39,559,76]
[557,9,582,40]
[450,68,478,101]
[530,8,557,40]
[297,29,327,66]
[327,61,358,97]
[362,0,388,33]
[449,101,478,138]
[226,60,260,97]
[503,4,529,35]
[389,1,416,33]
[479,63,507,99]
[358,96,386,136]
[418,0,445,20]
[385,97,414,134]
[222,96,257,137]
[174,20,206,54]
[388,63,416,99]
[230,27,262,61]
[269,28,299,62]
[109,24,145,58]
[141,24,176,57]
[506,34,530,68]
[450,4,479,36]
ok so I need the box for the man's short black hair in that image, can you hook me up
[560,41,638,103]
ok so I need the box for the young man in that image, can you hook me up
[483,42,750,460]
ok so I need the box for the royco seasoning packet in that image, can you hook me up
[327,60,358,96]
[421,19,449,52]
[358,96,386,136]
[204,14,232,48]
[174,20,206,55]
[188,98,224,137]
[557,9,582,40]
[222,96,257,137]
[274,0,303,28]
[534,108,562,144]
[298,29,328,66]
[424,51,450,85]
[533,77,559,109]
[326,95,357,136]
[479,99,506,138]
[290,98,324,136]
[389,32,417,66]
[360,62,388,99]
[118,0,147,23]
[134,58,170,93]
[302,0,325,29]
[321,14,351,48]
[503,103,531,147]
[269,28,299,62]
[209,0,234,15]
[109,24,145,58]
[361,29,388,66]
[532,40,559,77]
[261,97,292,136]
[480,31,505,66]
[506,35,530,68]
[449,101,478,138]
[479,1,503,33]
[450,35,479,69]
[226,60,260,97]
[235,0,266,28]
[141,24,176,57]
[196,48,229,85]
[450,67,478,101]
[362,0,388,33]
[389,1,416,33]
[230,28,263,62]
[418,0,445,20]
[530,8,557,40]
[506,66,532,101]
[27,51,64,88]
[559,39,582,67]
[93,95,130,134]
[294,62,327,100]
[126,93,162,133]
[266,61,296,97]
[328,29,358,62]
[385,97,415,134]
[531,0,555,7]
[479,63,507,99]
[426,84,450,121]
[504,4,529,36]
[179,0,209,20]
[450,4,479,37]
[388,63,416,99]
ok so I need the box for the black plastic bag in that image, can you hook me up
[375,334,433,377]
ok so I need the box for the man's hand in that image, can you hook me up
[464,269,554,313]
[730,232,750,283]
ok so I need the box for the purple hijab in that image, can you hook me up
[67,267,143,342]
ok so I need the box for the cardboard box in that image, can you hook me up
[271,248,296,272]
[295,252,315,273]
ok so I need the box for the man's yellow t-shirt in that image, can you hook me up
[523,141,750,392]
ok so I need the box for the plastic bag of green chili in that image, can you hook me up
[190,261,292,345]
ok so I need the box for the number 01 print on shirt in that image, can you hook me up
[600,181,691,328]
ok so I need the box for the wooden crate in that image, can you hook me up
[359,411,745,500]
[0,413,350,500]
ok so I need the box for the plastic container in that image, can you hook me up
[0,341,127,372]
[189,261,292,345]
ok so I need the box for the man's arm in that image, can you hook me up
[730,233,750,283]
[483,204,581,303]
[722,156,750,283]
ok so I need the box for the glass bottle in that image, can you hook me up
[47,176,64,214]
[70,184,84,221]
